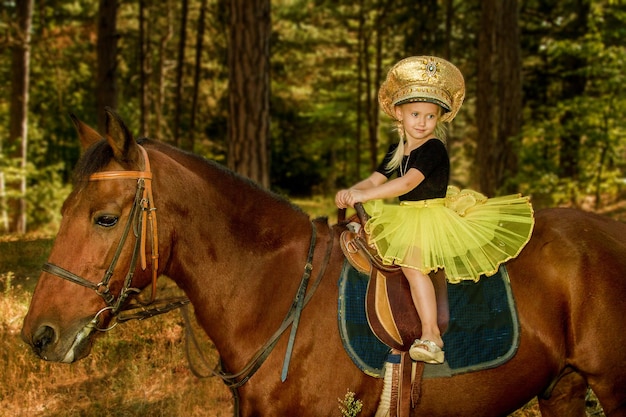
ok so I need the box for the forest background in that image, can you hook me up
[0,1,624,415]
[0,0,625,235]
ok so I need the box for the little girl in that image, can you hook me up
[335,56,534,364]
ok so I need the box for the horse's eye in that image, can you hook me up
[95,215,119,227]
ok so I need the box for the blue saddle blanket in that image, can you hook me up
[337,261,520,378]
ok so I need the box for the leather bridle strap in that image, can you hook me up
[183,221,334,391]
[89,146,159,304]
[42,145,160,317]
[42,175,146,311]
[280,222,316,382]
[42,262,116,305]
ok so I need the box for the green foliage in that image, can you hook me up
[0,152,69,233]
[2,0,626,235]
[515,0,626,207]
[25,163,70,233]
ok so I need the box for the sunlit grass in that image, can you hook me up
[0,237,232,417]
[1,273,232,417]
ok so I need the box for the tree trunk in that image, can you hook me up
[96,0,118,132]
[441,0,455,154]
[155,1,174,141]
[496,0,522,194]
[354,0,365,183]
[0,171,6,232]
[364,4,388,173]
[476,0,521,196]
[369,23,382,172]
[139,0,151,137]
[443,0,453,59]
[7,0,33,234]
[476,0,497,194]
[187,0,208,152]
[227,0,271,187]
[362,24,374,171]
[173,0,189,147]
[558,2,589,181]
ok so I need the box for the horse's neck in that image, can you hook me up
[156,151,312,354]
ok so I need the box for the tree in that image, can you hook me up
[188,0,209,152]
[227,0,271,187]
[2,0,626,231]
[154,0,175,140]
[6,0,34,234]
[139,0,151,137]
[476,0,522,195]
[495,0,522,194]
[517,0,625,208]
[173,0,189,148]
[555,1,590,181]
[363,4,386,173]
[96,0,118,131]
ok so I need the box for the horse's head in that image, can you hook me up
[21,108,158,363]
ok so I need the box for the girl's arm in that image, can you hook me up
[335,171,388,209]
[350,172,388,190]
[338,168,424,208]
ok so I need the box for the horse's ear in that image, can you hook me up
[103,107,140,163]
[70,113,103,152]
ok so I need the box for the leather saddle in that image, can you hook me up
[338,204,450,417]
[339,205,449,351]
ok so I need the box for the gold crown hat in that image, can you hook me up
[379,56,465,123]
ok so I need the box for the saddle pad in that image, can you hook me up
[337,261,389,377]
[337,261,520,378]
[433,265,520,377]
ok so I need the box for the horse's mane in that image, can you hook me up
[72,138,308,217]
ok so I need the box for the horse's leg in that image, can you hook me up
[537,369,587,417]
[591,379,626,416]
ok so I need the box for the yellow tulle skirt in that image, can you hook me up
[363,186,534,283]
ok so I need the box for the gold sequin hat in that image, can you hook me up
[378,56,465,123]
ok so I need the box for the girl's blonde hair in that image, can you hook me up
[385,118,448,173]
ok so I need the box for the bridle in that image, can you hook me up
[42,145,187,329]
[39,142,333,403]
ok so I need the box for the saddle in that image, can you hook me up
[340,229,449,348]
[338,205,449,416]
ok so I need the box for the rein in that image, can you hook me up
[43,143,334,404]
[183,220,334,391]
[42,146,188,329]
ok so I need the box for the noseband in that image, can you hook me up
[42,145,164,327]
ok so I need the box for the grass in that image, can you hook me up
[0,199,606,416]
[1,279,232,416]
[0,236,54,293]
[0,236,233,417]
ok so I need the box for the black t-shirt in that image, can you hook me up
[376,139,450,201]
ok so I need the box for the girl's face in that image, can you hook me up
[394,101,441,142]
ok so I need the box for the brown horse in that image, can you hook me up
[22,110,626,416]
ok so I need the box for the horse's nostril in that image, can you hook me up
[32,325,56,355]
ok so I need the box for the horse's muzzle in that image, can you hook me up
[22,319,96,363]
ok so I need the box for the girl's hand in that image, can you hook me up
[335,189,350,209]
[335,189,366,208]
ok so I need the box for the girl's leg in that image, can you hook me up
[402,266,443,349]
